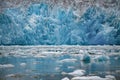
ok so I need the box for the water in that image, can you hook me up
[0,46,120,80]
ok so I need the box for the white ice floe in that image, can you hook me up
[115,70,120,73]
[68,66,75,69]
[105,75,116,80]
[34,54,47,58]
[41,51,62,57]
[62,70,85,76]
[71,76,102,80]
[20,63,26,67]
[33,51,62,58]
[61,77,70,80]
[58,59,77,63]
[55,67,60,71]
[71,75,116,80]
[0,64,14,68]
[68,70,85,76]
[6,74,15,77]
[79,50,84,54]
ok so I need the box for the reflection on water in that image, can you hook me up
[0,46,120,80]
[0,55,120,80]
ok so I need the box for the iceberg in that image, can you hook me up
[82,54,91,62]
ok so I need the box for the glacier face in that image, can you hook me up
[0,1,120,45]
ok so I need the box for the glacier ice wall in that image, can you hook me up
[0,0,120,45]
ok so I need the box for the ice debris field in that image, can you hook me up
[0,45,120,80]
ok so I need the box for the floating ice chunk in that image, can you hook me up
[0,64,14,68]
[114,57,118,60]
[105,75,116,80]
[68,69,85,76]
[71,76,103,80]
[42,51,61,54]
[34,54,47,58]
[6,74,15,77]
[6,73,24,78]
[116,70,120,73]
[94,55,109,62]
[71,53,83,58]
[73,53,91,62]
[42,51,62,56]
[68,66,75,69]
[58,58,77,63]
[20,63,26,67]
[82,54,91,62]
[55,67,60,71]
[79,50,84,54]
[114,56,120,60]
[61,77,70,80]
[34,51,62,58]
[71,75,116,80]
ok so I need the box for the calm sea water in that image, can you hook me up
[0,46,120,80]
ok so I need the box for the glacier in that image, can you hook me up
[0,0,120,45]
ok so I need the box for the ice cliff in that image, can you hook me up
[0,0,120,45]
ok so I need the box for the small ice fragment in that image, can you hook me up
[61,72,66,75]
[61,77,70,80]
[20,63,26,67]
[94,55,109,62]
[0,64,14,68]
[114,56,120,60]
[68,66,74,69]
[68,69,85,76]
[59,58,77,63]
[6,74,15,77]
[116,70,120,73]
[105,75,116,80]
[34,54,46,58]
[79,50,84,54]
[55,67,60,71]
